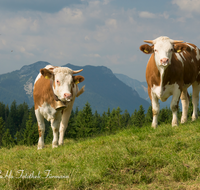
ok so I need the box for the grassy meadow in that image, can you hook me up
[1,121,200,189]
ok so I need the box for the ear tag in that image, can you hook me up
[75,80,79,84]
[45,76,49,79]
[144,50,148,53]
[177,50,181,53]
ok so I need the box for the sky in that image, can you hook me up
[0,0,200,82]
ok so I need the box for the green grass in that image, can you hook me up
[1,121,200,189]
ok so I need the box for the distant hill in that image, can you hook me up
[115,73,149,102]
[0,61,150,114]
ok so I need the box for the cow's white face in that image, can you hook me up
[40,66,84,102]
[153,38,174,68]
[140,36,184,70]
[53,70,73,102]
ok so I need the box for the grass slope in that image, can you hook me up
[1,121,200,189]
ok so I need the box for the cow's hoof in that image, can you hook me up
[172,122,178,127]
[181,117,187,124]
[58,142,64,146]
[151,123,157,129]
[192,116,198,122]
[37,146,44,150]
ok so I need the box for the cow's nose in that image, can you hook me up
[160,58,169,64]
[64,93,72,99]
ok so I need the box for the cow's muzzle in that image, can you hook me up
[160,58,169,67]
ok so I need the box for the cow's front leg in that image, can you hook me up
[151,93,160,129]
[51,118,61,148]
[59,108,72,146]
[180,90,189,123]
[192,82,200,121]
[170,87,181,127]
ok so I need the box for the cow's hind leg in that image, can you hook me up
[180,89,189,123]
[35,110,45,149]
[170,86,181,127]
[192,82,200,121]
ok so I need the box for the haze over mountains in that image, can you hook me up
[0,61,150,114]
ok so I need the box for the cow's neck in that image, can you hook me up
[153,60,169,98]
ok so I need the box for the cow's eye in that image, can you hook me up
[56,80,60,85]
[154,49,158,53]
[170,48,173,52]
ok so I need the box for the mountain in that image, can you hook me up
[0,61,150,114]
[115,73,149,102]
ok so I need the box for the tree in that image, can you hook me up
[0,102,6,121]
[0,117,5,147]
[22,112,38,146]
[145,105,153,124]
[93,110,101,135]
[74,102,96,138]
[131,105,145,127]
[2,129,15,148]
[121,109,130,127]
[158,107,170,124]
[5,101,18,137]
[105,107,122,133]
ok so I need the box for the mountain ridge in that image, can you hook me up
[0,61,150,114]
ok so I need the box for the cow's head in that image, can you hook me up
[140,36,188,69]
[40,66,84,102]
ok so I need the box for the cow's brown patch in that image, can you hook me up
[33,75,56,110]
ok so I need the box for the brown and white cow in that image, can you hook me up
[140,36,200,128]
[33,65,85,149]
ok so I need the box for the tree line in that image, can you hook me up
[0,95,198,148]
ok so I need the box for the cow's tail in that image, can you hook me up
[76,85,85,97]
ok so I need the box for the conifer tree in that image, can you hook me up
[0,117,5,147]
[93,110,101,134]
[74,102,95,138]
[158,107,169,124]
[131,105,145,127]
[121,109,130,127]
[106,108,122,133]
[0,102,6,121]
[23,112,38,146]
[2,128,15,148]
[145,105,153,124]
[5,105,9,122]
[100,111,108,133]
[6,101,17,137]
[65,110,76,138]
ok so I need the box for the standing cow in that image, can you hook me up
[33,65,85,149]
[140,36,200,128]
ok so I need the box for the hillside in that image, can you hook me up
[0,61,150,114]
[1,121,200,189]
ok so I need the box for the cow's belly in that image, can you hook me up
[152,83,177,102]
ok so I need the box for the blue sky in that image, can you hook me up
[0,0,200,81]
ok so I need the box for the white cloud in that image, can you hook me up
[83,53,101,57]
[172,0,200,13]
[139,11,156,18]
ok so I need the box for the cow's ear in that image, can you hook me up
[73,75,84,84]
[140,44,154,54]
[40,68,54,80]
[174,43,191,53]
